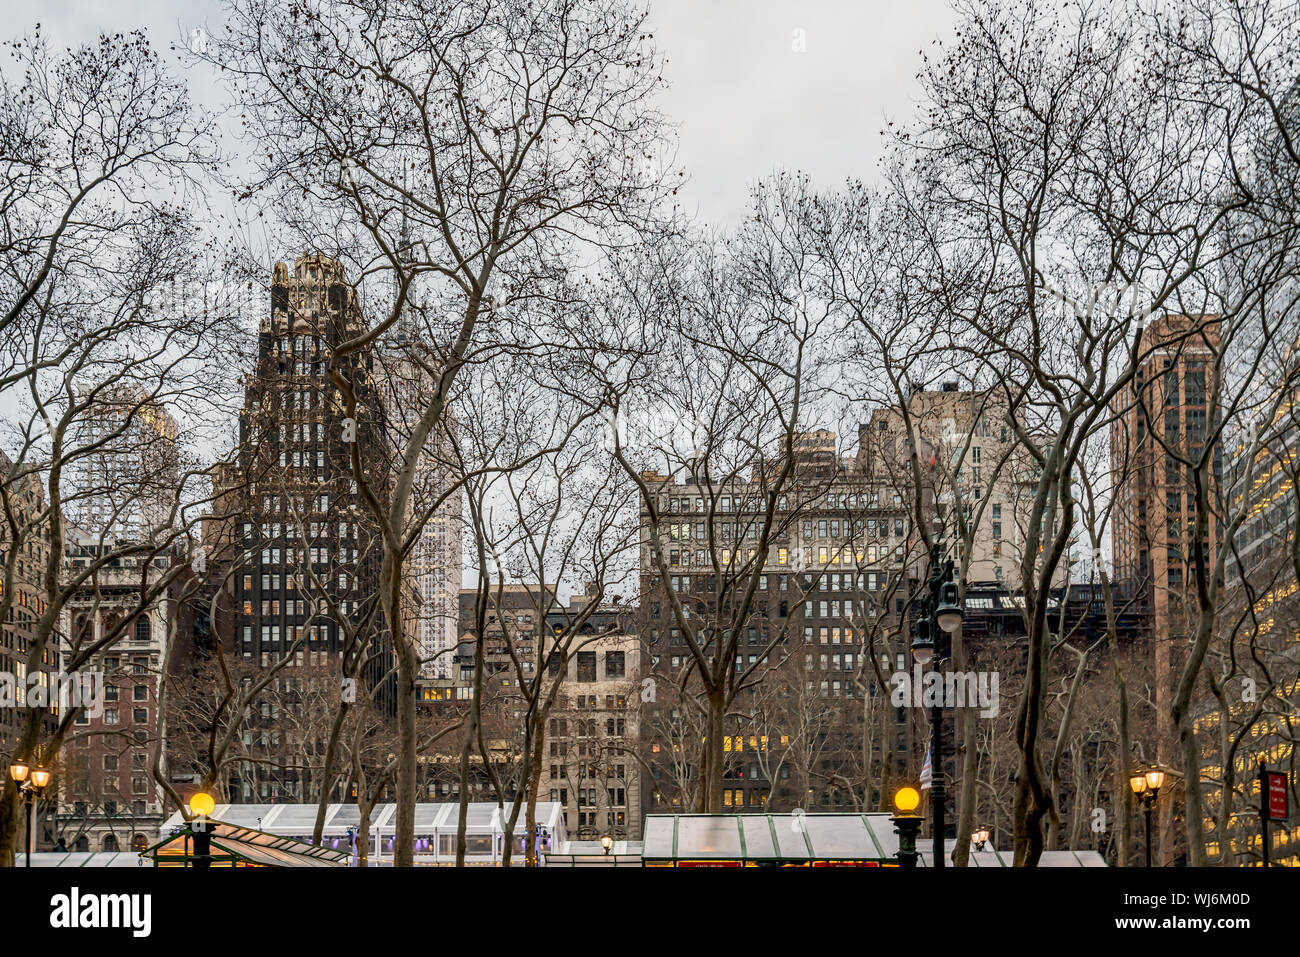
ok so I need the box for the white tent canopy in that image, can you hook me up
[159,802,567,865]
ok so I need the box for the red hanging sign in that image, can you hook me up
[1263,770,1289,822]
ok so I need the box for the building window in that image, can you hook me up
[576,652,597,682]
[604,651,625,678]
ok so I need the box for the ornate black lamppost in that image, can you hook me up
[9,759,51,867]
[891,786,923,868]
[1129,767,1165,867]
[910,538,963,868]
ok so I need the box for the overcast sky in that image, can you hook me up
[14,0,956,227]
[0,0,960,455]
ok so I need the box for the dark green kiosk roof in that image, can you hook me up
[142,820,350,867]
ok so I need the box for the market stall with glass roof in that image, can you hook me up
[639,814,1107,867]
[142,820,350,867]
[642,813,899,866]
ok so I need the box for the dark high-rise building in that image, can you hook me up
[207,253,392,800]
[1111,312,1224,865]
[638,431,916,816]
[236,252,389,695]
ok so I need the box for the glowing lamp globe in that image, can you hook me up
[190,791,216,818]
[894,786,921,813]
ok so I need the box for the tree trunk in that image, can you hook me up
[1173,609,1217,866]
[877,690,894,811]
[1174,703,1206,866]
[383,544,418,868]
[455,629,486,866]
[1067,746,1087,850]
[0,779,20,868]
[1113,681,1133,866]
[1013,612,1052,866]
[393,649,418,866]
[1102,573,1133,867]
[701,690,726,813]
[312,700,351,845]
[524,723,547,866]
[1216,714,1236,866]
[357,806,372,868]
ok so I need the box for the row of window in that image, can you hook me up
[77,707,149,726]
[548,717,628,737]
[566,694,628,710]
[664,543,907,568]
[546,650,625,681]
[549,763,629,781]
[548,740,629,758]
[659,491,903,514]
[549,787,629,809]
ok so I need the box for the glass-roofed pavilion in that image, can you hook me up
[157,802,567,865]
[637,814,1108,867]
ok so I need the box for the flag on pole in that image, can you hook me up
[920,743,933,790]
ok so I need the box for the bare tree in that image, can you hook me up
[209,0,674,865]
[0,28,215,346]
[601,178,852,813]
[886,0,1255,864]
[453,387,637,864]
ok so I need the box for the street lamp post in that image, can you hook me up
[971,825,991,852]
[911,539,963,868]
[1129,767,1165,867]
[891,786,924,868]
[9,759,51,867]
[188,790,216,869]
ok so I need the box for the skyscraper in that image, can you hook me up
[373,352,463,681]
[64,385,179,544]
[1111,312,1223,865]
[208,253,392,800]
[1111,314,1223,721]
[57,387,178,852]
